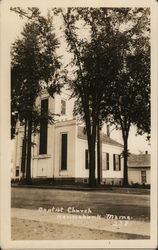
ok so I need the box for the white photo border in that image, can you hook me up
[0,0,157,249]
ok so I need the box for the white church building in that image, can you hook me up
[12,88,124,185]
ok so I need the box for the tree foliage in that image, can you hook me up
[11,8,61,133]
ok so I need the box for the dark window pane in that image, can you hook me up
[16,167,19,176]
[61,134,67,170]
[107,125,110,137]
[61,100,66,115]
[141,170,146,176]
[113,154,116,170]
[85,149,89,169]
[113,154,121,171]
[106,153,109,170]
[39,99,48,154]
[119,155,121,171]
[141,170,146,184]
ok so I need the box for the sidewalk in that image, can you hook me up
[11,208,150,237]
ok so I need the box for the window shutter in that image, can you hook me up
[106,153,109,170]
[113,154,116,171]
[119,155,121,170]
[85,149,89,169]
[102,152,106,170]
[61,134,67,170]
[39,99,48,154]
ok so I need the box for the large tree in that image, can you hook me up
[53,8,126,186]
[104,8,150,186]
[11,8,62,183]
[53,8,150,186]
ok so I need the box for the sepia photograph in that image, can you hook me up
[0,0,157,249]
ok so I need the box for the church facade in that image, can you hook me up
[12,88,124,185]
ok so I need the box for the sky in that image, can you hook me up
[8,6,151,155]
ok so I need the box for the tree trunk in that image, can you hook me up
[123,136,128,186]
[89,142,96,187]
[89,125,96,187]
[21,118,27,181]
[26,115,32,184]
[97,123,101,184]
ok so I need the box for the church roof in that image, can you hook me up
[77,126,123,148]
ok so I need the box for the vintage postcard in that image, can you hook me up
[0,0,157,249]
